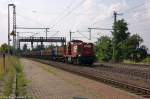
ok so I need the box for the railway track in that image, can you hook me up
[30,58,150,98]
[95,62,150,71]
[94,65,150,81]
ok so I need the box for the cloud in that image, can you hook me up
[0,0,149,49]
[92,2,126,26]
[145,0,150,17]
[69,1,127,42]
[83,0,93,13]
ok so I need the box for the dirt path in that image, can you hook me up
[21,58,145,99]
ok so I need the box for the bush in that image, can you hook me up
[143,57,150,64]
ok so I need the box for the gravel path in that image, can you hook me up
[21,58,145,99]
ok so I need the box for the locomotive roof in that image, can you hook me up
[70,40,83,42]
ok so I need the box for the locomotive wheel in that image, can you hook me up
[73,58,78,65]
[77,58,82,65]
[64,57,68,63]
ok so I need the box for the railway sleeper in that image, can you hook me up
[141,95,150,98]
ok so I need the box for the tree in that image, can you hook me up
[23,44,28,52]
[124,34,147,61]
[112,19,130,44]
[111,19,130,62]
[126,34,143,49]
[33,44,45,51]
[95,19,148,62]
[137,45,147,61]
[96,36,112,61]
[0,43,9,53]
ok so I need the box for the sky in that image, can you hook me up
[0,0,150,50]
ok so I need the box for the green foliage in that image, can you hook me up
[112,19,130,44]
[3,57,16,96]
[0,43,9,53]
[96,36,112,61]
[15,59,28,97]
[16,73,28,97]
[96,19,148,62]
[0,57,5,80]
[143,57,150,64]
[0,43,13,54]
[124,35,147,61]
[23,44,28,52]
[111,19,130,61]
[33,45,45,51]
[2,57,28,98]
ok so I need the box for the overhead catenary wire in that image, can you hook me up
[123,2,145,14]
[15,1,77,36]
[90,1,148,28]
[122,2,150,28]
[51,0,75,24]
[128,17,150,25]
[76,31,90,40]
[50,31,60,37]
[122,0,150,19]
[51,0,86,29]
[85,1,150,42]
[9,0,14,4]
[17,13,47,27]
[15,0,89,38]
[12,0,150,42]
[125,9,150,22]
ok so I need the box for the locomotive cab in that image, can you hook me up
[64,40,95,65]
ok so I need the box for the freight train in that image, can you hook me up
[23,40,95,65]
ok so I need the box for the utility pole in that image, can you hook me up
[45,28,49,39]
[13,5,16,55]
[114,11,117,25]
[112,11,123,62]
[69,30,74,42]
[8,4,10,54]
[89,29,92,40]
[16,32,20,50]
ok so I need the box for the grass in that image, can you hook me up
[15,58,29,97]
[3,56,16,96]
[123,60,137,64]
[142,57,150,64]
[0,56,5,80]
[123,57,150,65]
[0,56,29,98]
